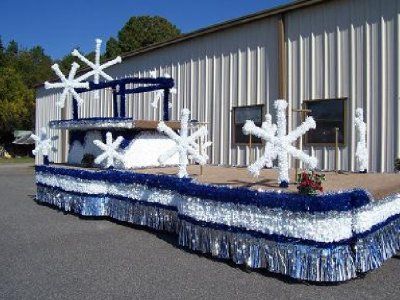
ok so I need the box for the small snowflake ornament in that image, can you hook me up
[243,99,318,187]
[44,63,89,108]
[93,132,125,168]
[157,109,209,178]
[73,38,122,99]
[189,133,212,162]
[355,108,368,173]
[31,127,58,164]
[245,113,278,177]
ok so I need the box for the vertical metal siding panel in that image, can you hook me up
[286,0,399,172]
[380,7,387,172]
[36,16,279,167]
[228,53,233,165]
[383,1,397,172]
[397,3,400,161]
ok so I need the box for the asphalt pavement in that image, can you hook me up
[1,163,399,299]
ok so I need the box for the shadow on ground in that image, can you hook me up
[33,198,362,287]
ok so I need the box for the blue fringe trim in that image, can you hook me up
[35,184,400,282]
[35,165,371,213]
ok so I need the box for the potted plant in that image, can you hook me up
[297,170,326,196]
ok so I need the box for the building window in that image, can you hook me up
[304,98,347,146]
[232,105,264,145]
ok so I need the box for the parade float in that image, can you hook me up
[33,39,400,283]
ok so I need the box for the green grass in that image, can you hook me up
[0,156,35,164]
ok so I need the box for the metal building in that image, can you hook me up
[36,0,400,172]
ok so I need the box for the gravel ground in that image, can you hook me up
[1,163,400,299]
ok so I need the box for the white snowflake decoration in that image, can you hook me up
[73,38,122,99]
[355,108,368,172]
[157,109,209,178]
[93,132,125,168]
[189,132,212,161]
[44,62,89,108]
[245,113,278,177]
[243,99,318,187]
[31,127,58,162]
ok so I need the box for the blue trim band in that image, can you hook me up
[35,182,400,248]
[35,165,371,213]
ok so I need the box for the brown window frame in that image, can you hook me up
[232,104,264,146]
[304,98,347,147]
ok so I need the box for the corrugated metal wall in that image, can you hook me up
[36,16,280,166]
[36,0,400,172]
[286,0,400,172]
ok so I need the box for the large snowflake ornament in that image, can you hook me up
[93,132,125,168]
[354,108,368,172]
[73,39,122,99]
[245,113,278,177]
[157,109,209,178]
[243,99,318,187]
[31,127,58,163]
[44,62,89,108]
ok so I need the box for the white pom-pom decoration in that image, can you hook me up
[44,63,89,108]
[245,113,278,177]
[93,132,125,168]
[157,109,210,178]
[243,99,318,187]
[73,38,122,100]
[31,127,58,164]
[354,108,368,172]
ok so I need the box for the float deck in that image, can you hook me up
[136,166,400,199]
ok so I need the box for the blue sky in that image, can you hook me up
[0,0,292,59]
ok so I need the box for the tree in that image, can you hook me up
[0,36,4,53]
[14,46,53,88]
[105,16,180,58]
[0,36,4,67]
[105,37,121,59]
[0,67,34,144]
[6,40,18,56]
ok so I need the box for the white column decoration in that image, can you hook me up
[354,108,368,172]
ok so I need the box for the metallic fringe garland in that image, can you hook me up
[37,185,178,233]
[178,219,356,282]
[355,217,400,273]
[36,185,400,282]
